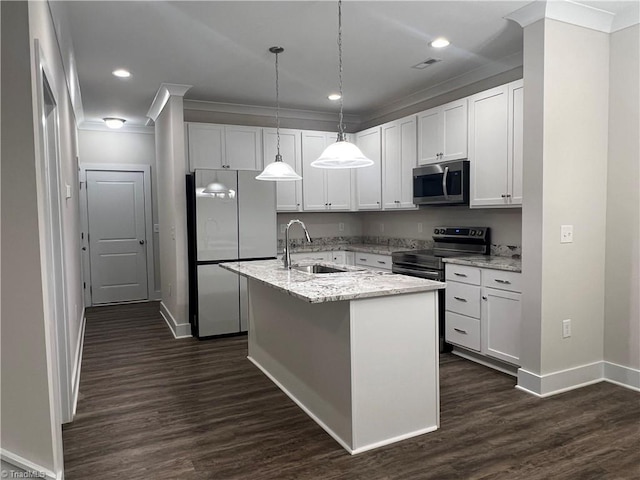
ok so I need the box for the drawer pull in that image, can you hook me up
[359,258,366,262]
[494,279,511,284]
[454,272,467,277]
[482,296,487,300]
[454,328,467,334]
[377,260,386,265]
[453,296,467,302]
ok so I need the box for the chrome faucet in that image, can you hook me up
[283,219,312,269]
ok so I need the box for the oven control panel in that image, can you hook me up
[433,226,488,240]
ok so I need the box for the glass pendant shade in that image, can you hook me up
[202,179,235,198]
[256,154,301,181]
[311,140,373,169]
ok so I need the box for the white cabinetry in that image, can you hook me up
[264,128,303,212]
[382,116,418,210]
[354,252,392,271]
[301,131,351,211]
[354,127,382,210]
[417,99,468,165]
[187,123,263,171]
[469,80,523,207]
[445,263,521,367]
[290,251,331,263]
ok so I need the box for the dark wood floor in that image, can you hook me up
[63,302,640,480]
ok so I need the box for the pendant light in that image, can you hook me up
[202,173,235,199]
[256,47,302,181]
[311,0,373,169]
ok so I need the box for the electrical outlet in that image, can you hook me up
[280,224,286,234]
[154,224,160,233]
[561,225,573,243]
[65,184,72,199]
[562,319,571,338]
[417,222,423,233]
[339,222,345,232]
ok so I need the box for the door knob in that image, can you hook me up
[139,240,145,245]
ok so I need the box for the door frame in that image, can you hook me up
[79,164,157,306]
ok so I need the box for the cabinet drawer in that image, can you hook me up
[446,282,481,318]
[445,312,480,351]
[290,251,330,262]
[482,269,521,292]
[355,253,392,271]
[445,264,481,285]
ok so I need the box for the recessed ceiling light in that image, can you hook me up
[103,117,126,129]
[112,69,131,78]
[430,38,450,48]
[328,93,342,101]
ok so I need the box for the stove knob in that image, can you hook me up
[433,228,439,235]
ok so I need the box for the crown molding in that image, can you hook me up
[78,121,155,134]
[505,0,637,33]
[183,99,362,125]
[147,83,192,122]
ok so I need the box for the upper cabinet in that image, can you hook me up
[418,99,468,165]
[354,127,382,210]
[381,115,418,210]
[469,79,523,208]
[263,128,303,212]
[301,131,351,211]
[187,123,263,171]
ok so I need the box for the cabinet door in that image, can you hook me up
[331,251,347,264]
[382,121,401,209]
[326,168,352,210]
[441,99,468,161]
[417,107,441,165]
[187,123,225,170]
[398,116,418,208]
[469,85,510,207]
[290,251,330,262]
[481,287,521,365]
[355,127,382,210]
[225,125,262,170]
[264,128,303,211]
[508,80,524,206]
[301,131,328,210]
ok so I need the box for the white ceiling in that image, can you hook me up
[51,1,637,128]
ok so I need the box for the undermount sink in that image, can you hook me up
[292,264,347,274]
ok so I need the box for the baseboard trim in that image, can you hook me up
[603,361,640,392]
[159,301,191,339]
[451,348,518,377]
[517,361,640,397]
[0,449,58,480]
[71,309,87,418]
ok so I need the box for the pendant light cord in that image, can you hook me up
[337,0,345,141]
[275,49,281,157]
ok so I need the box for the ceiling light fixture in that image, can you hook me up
[430,38,450,48]
[112,69,131,78]
[202,175,235,199]
[311,0,373,170]
[103,117,126,129]
[256,47,302,181]
[328,93,341,101]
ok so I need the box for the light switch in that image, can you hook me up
[153,224,160,233]
[560,225,573,244]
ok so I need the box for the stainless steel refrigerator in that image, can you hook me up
[186,169,277,338]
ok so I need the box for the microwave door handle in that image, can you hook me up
[442,166,449,200]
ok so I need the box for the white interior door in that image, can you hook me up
[87,170,148,304]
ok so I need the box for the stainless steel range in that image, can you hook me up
[392,226,491,351]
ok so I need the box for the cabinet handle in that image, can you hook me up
[359,258,366,262]
[454,328,467,334]
[453,272,467,277]
[482,296,488,300]
[494,279,511,284]
[329,203,332,206]
[501,194,507,198]
[453,296,467,302]
[296,203,300,206]
[377,260,386,265]
[376,201,380,204]
[506,194,512,198]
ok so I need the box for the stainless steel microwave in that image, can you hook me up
[413,160,470,206]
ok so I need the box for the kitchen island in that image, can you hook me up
[220,259,445,454]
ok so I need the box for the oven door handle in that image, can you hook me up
[442,166,449,200]
[392,265,442,281]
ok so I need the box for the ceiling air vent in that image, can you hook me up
[412,58,442,70]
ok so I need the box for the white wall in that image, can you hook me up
[361,208,522,247]
[520,19,609,390]
[1,0,84,474]
[156,97,190,328]
[78,129,161,293]
[604,24,640,371]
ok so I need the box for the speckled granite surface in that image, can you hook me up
[442,255,522,272]
[281,243,409,256]
[220,259,445,304]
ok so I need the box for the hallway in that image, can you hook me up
[62,302,640,479]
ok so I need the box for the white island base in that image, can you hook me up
[246,280,440,454]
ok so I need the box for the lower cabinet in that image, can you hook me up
[354,252,392,271]
[289,250,355,266]
[444,264,522,366]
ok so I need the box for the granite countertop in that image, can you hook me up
[442,255,522,273]
[220,259,445,304]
